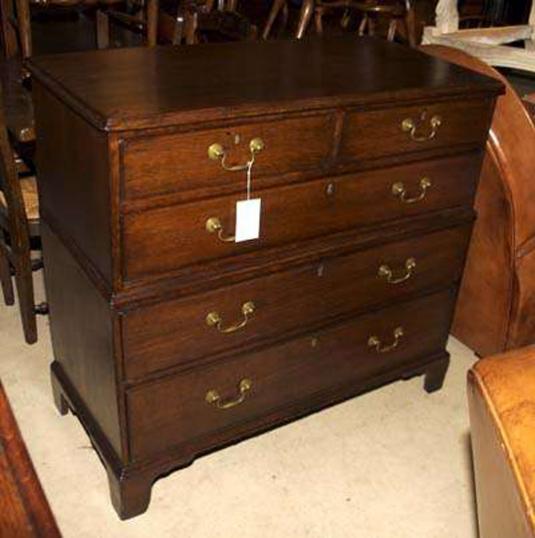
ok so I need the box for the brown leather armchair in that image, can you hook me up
[423,45,535,357]
[468,348,535,538]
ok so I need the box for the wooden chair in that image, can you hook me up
[96,0,160,48]
[1,0,123,60]
[0,85,46,345]
[162,0,256,45]
[352,0,416,46]
[263,0,352,39]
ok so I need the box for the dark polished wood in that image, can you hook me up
[0,382,61,537]
[27,37,501,132]
[28,36,502,519]
[0,84,44,344]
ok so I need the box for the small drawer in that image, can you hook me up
[339,99,494,162]
[122,224,470,379]
[122,153,480,280]
[121,114,335,199]
[126,289,456,461]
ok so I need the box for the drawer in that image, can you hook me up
[127,289,456,461]
[121,114,335,199]
[339,99,494,162]
[122,224,470,379]
[123,153,480,280]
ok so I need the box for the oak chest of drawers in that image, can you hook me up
[27,36,502,519]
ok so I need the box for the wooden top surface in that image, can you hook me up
[27,36,503,132]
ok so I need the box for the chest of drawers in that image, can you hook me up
[27,37,502,519]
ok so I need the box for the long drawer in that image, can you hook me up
[122,153,480,281]
[121,224,471,379]
[339,98,494,162]
[126,289,456,461]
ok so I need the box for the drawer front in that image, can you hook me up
[122,224,470,379]
[122,114,335,199]
[123,153,480,280]
[339,99,493,162]
[127,289,456,460]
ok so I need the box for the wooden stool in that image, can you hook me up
[263,0,351,39]
[468,348,535,538]
[353,0,416,46]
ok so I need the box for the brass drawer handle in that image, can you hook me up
[205,378,253,410]
[206,217,235,242]
[206,301,255,333]
[401,115,442,142]
[208,137,265,171]
[368,327,404,354]
[392,177,431,204]
[378,258,416,284]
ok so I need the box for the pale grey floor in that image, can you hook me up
[0,274,479,538]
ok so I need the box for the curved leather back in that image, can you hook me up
[421,44,535,253]
[420,45,535,355]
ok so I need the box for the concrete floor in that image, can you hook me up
[0,274,480,538]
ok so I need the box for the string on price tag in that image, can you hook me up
[235,156,262,243]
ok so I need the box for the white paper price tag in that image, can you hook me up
[235,198,261,243]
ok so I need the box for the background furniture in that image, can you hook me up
[262,0,415,42]
[0,381,61,537]
[96,0,160,49]
[0,85,46,345]
[28,36,500,519]
[468,347,535,538]
[423,0,535,72]
[422,45,535,357]
[353,0,416,46]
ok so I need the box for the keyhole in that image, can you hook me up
[326,183,335,197]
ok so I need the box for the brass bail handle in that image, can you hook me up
[208,137,265,172]
[392,177,432,204]
[205,217,235,242]
[401,115,442,142]
[205,378,253,410]
[378,258,416,285]
[368,327,404,354]
[206,301,256,334]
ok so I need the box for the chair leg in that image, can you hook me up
[13,255,37,345]
[387,19,397,41]
[314,8,323,34]
[296,0,314,39]
[0,245,14,305]
[358,14,368,36]
[404,7,417,47]
[262,0,286,39]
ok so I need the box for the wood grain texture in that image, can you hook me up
[123,153,481,280]
[127,289,457,461]
[340,98,495,161]
[122,224,471,380]
[122,113,336,199]
[26,36,503,132]
[33,83,113,286]
[0,382,61,538]
[29,37,501,519]
[41,222,123,460]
